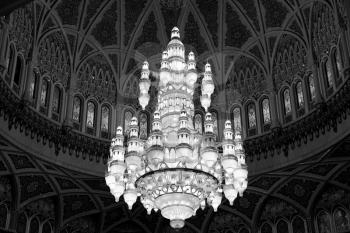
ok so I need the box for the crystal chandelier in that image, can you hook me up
[105,27,248,229]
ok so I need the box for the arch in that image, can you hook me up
[123,109,134,134]
[332,44,343,84]
[29,70,40,105]
[246,101,257,137]
[29,216,39,233]
[51,85,62,121]
[194,112,204,134]
[260,222,273,233]
[292,215,306,233]
[72,94,84,130]
[123,74,139,98]
[86,100,97,136]
[139,111,149,140]
[276,219,289,233]
[42,220,53,233]
[16,212,27,233]
[210,109,219,137]
[5,43,16,84]
[322,57,334,92]
[316,210,332,233]
[281,87,292,123]
[231,105,242,133]
[294,80,305,117]
[260,96,271,132]
[100,104,111,139]
[333,207,350,232]
[40,77,51,115]
[307,73,316,104]
[12,54,24,93]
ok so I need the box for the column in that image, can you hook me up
[63,72,76,127]
[255,100,262,134]
[63,88,74,126]
[340,31,350,68]
[334,5,350,68]
[96,103,101,137]
[301,79,310,113]
[308,50,324,104]
[115,104,123,127]
[110,104,117,136]
[241,105,247,138]
[289,86,298,120]
[269,91,281,129]
[217,105,227,141]
[344,1,350,35]
[0,17,9,71]
[35,74,43,111]
[22,57,35,101]
[47,83,54,118]
[306,216,315,233]
[81,99,87,133]
[311,63,324,104]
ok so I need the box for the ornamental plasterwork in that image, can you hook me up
[273,38,307,89]
[76,63,116,104]
[24,199,55,220]
[0,177,11,203]
[226,57,267,103]
[260,198,298,222]
[208,213,249,233]
[37,34,71,88]
[316,186,350,210]
[312,3,340,60]
[8,6,33,58]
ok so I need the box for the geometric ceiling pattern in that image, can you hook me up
[1,132,350,232]
[29,0,333,98]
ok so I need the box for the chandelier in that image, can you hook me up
[105,27,248,229]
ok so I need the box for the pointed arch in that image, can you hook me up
[281,87,292,123]
[292,215,306,233]
[276,219,289,233]
[72,94,84,130]
[139,111,149,140]
[294,79,305,117]
[101,104,111,139]
[246,101,257,136]
[51,84,63,121]
[316,210,332,233]
[86,99,97,136]
[260,221,273,233]
[123,109,134,134]
[333,207,350,232]
[260,96,271,132]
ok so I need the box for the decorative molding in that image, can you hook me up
[0,76,110,163]
[244,68,350,160]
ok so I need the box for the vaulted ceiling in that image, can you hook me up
[16,0,340,97]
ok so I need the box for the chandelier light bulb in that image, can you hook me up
[106,27,248,229]
[124,188,138,210]
[223,184,238,206]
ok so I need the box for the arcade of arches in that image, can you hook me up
[0,0,350,232]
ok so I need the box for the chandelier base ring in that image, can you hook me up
[135,167,220,187]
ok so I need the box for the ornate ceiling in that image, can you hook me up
[17,0,344,103]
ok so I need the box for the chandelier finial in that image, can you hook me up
[171,26,180,39]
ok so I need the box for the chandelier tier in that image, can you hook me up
[106,27,248,229]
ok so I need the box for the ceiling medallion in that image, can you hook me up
[105,27,248,229]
